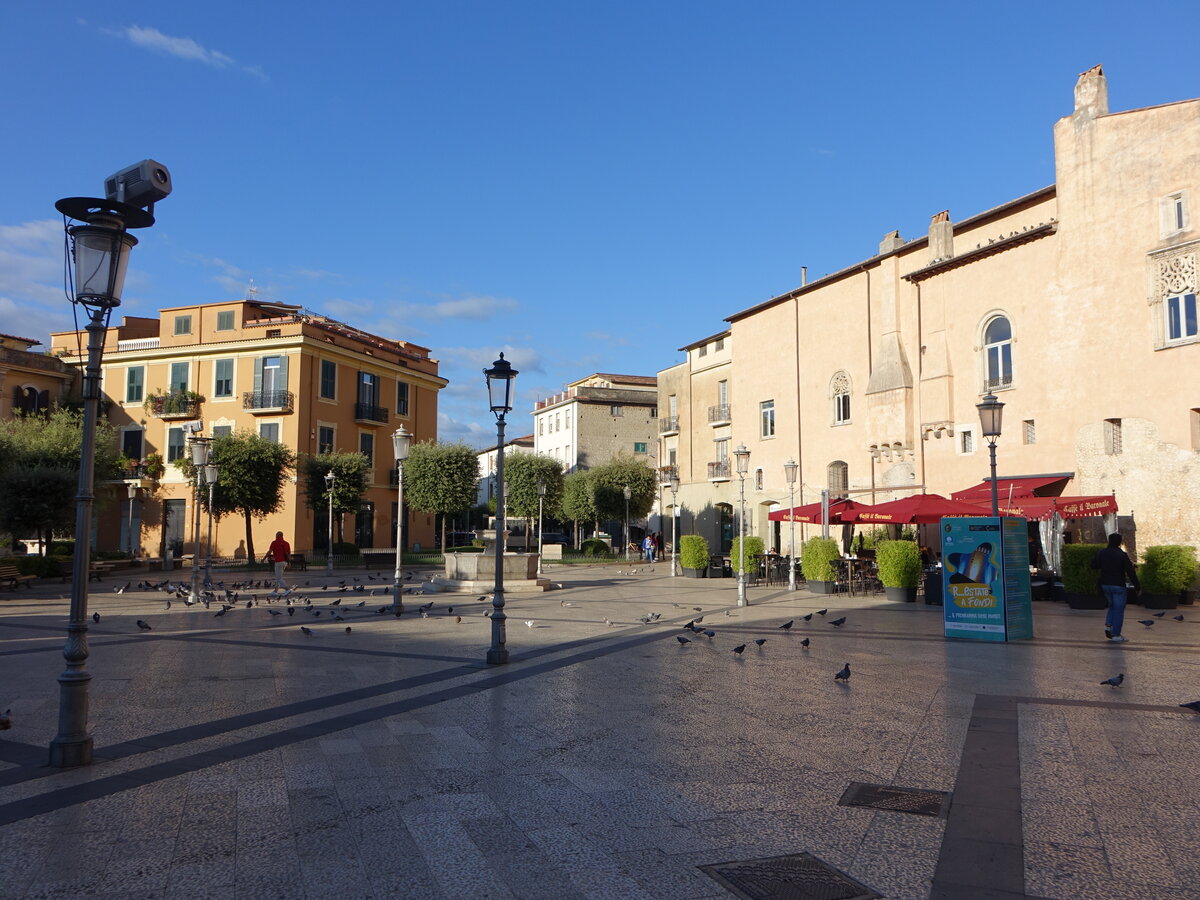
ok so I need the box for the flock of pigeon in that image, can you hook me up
[673,607,852,682]
[1099,611,1199,709]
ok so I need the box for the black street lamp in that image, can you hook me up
[49,193,156,769]
[669,474,680,577]
[484,353,517,665]
[187,437,211,603]
[203,463,219,589]
[126,483,139,559]
[623,485,631,561]
[976,391,1006,516]
[784,458,798,591]
[324,470,336,576]
[391,425,411,616]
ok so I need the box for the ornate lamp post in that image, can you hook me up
[623,485,631,560]
[391,425,412,616]
[669,474,680,577]
[324,470,336,576]
[536,479,546,577]
[50,192,154,768]
[784,458,798,591]
[203,463,219,588]
[126,483,139,559]
[484,353,518,665]
[976,392,1005,516]
[187,437,211,605]
[734,444,751,607]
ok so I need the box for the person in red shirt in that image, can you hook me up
[268,531,291,589]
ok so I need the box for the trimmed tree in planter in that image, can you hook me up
[801,537,839,594]
[877,539,921,603]
[1139,545,1198,610]
[731,535,764,583]
[1062,543,1105,609]
[679,534,709,578]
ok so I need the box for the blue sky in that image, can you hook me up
[3,2,1196,447]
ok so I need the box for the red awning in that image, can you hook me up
[951,475,1071,502]
[993,495,1118,521]
[767,498,870,523]
[840,494,990,525]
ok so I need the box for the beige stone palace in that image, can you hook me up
[657,67,1200,559]
[48,299,446,561]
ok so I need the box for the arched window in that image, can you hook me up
[827,460,848,499]
[830,371,851,425]
[982,315,1013,390]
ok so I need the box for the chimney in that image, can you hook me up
[878,230,904,254]
[1074,64,1108,119]
[928,210,953,262]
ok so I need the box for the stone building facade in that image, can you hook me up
[661,67,1200,559]
[532,373,658,472]
[0,333,78,419]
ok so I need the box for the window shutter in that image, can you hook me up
[253,357,263,394]
[278,356,289,390]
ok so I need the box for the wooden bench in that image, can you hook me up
[88,560,120,581]
[0,564,35,591]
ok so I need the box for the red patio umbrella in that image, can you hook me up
[839,493,991,524]
[993,495,1118,520]
[767,498,870,524]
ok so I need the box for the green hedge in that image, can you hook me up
[876,539,921,588]
[678,534,709,570]
[801,537,840,583]
[14,556,64,578]
[1140,545,1199,595]
[1062,543,1104,595]
[730,536,763,574]
[580,538,611,557]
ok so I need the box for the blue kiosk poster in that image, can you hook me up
[941,516,1033,641]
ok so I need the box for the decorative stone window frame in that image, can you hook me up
[1160,190,1191,240]
[1149,241,1200,349]
[830,371,852,426]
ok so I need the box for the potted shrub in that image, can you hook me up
[877,539,921,603]
[801,537,839,594]
[731,536,764,582]
[679,534,709,578]
[1139,545,1198,610]
[1061,544,1105,609]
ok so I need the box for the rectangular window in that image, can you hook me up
[760,400,775,438]
[538,418,544,435]
[1191,409,1200,451]
[960,429,975,454]
[259,422,280,443]
[1167,293,1198,341]
[715,338,724,351]
[834,393,851,424]
[610,405,623,417]
[125,366,144,403]
[216,310,235,331]
[318,425,335,455]
[650,406,657,418]
[715,438,729,460]
[1163,191,1189,236]
[212,425,232,439]
[214,359,233,398]
[668,395,677,418]
[555,414,560,432]
[718,380,728,406]
[1023,420,1036,445]
[169,362,189,393]
[174,315,192,335]
[166,427,185,462]
[754,469,764,490]
[698,344,707,357]
[634,442,647,454]
[121,429,143,460]
[396,381,409,416]
[564,411,571,430]
[320,360,337,400]
[359,432,374,465]
[1105,418,1123,455]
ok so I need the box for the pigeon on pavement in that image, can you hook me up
[834,663,851,681]
[779,620,794,631]
[136,620,152,631]
[1138,620,1155,627]
[817,609,828,616]
[802,613,813,621]
[800,637,811,648]
[830,617,847,627]
[754,638,767,647]
[733,644,746,655]
[92,612,100,623]
[1153,611,1167,618]
[300,626,313,636]
[677,636,691,645]
[1100,673,1125,688]
[1175,614,1185,621]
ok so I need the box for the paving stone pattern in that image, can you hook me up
[0,565,1198,898]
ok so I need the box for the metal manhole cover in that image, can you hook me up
[698,852,882,900]
[838,781,951,818]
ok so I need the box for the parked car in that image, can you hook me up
[540,533,569,545]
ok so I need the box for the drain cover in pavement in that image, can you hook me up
[698,852,882,900]
[837,781,951,818]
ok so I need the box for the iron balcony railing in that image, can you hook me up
[659,415,680,434]
[984,375,1013,392]
[146,392,201,419]
[242,390,294,413]
[659,464,679,485]
[708,403,731,425]
[707,460,730,480]
[354,402,390,424]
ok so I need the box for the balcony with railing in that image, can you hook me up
[145,391,201,420]
[659,415,679,435]
[983,374,1013,392]
[707,460,730,482]
[243,390,295,414]
[708,404,731,426]
[354,402,390,425]
[659,464,679,485]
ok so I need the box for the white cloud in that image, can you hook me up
[112,26,267,81]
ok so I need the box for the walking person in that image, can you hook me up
[268,531,291,590]
[642,533,655,564]
[1092,532,1139,642]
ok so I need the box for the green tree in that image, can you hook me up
[175,431,295,563]
[561,470,595,545]
[299,452,370,545]
[588,455,657,523]
[503,452,564,542]
[403,441,479,551]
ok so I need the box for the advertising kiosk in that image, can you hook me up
[941,516,1033,642]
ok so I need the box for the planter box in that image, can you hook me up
[924,571,943,606]
[1140,592,1179,610]
[808,580,836,594]
[682,567,706,579]
[885,586,918,603]
[1066,592,1107,609]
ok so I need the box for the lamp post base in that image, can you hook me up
[486,647,509,665]
[49,735,93,768]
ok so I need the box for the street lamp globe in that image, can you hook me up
[484,353,518,415]
[977,391,1004,438]
[324,470,335,491]
[392,424,412,462]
